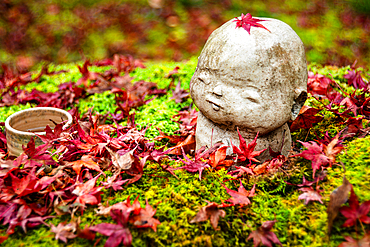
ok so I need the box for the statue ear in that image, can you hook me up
[291,90,307,121]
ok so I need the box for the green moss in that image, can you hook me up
[0,103,34,122]
[78,90,116,116]
[337,136,370,200]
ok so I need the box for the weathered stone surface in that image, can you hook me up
[190,17,308,161]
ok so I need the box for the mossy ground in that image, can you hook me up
[0,59,369,246]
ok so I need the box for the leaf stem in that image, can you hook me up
[359,219,365,234]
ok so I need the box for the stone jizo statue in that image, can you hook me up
[190,14,308,162]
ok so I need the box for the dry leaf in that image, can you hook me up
[190,201,226,230]
[106,147,136,170]
[327,175,352,235]
[69,155,103,175]
[168,134,195,155]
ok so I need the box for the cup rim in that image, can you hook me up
[5,107,73,136]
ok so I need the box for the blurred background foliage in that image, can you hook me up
[0,0,370,70]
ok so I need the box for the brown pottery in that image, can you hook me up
[5,107,72,156]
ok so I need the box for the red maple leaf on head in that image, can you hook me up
[233,13,270,34]
[231,129,266,165]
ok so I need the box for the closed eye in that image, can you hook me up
[197,77,210,85]
[197,70,211,85]
[242,90,261,103]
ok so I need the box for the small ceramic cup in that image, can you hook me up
[5,107,73,157]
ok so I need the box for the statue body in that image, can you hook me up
[190,17,308,161]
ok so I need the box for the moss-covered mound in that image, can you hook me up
[0,58,369,246]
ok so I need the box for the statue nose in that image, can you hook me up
[213,85,222,96]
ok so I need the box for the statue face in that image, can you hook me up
[190,18,307,135]
[190,63,294,135]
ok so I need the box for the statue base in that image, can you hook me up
[195,112,291,162]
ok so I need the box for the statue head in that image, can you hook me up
[190,17,307,135]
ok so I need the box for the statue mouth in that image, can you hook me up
[206,100,221,111]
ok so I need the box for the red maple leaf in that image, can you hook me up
[338,233,370,247]
[91,196,159,246]
[168,134,196,155]
[249,153,287,176]
[289,106,324,132]
[222,181,256,206]
[285,172,327,187]
[298,187,323,205]
[72,175,104,208]
[17,82,85,109]
[247,220,282,247]
[165,66,180,78]
[340,187,370,228]
[361,98,370,118]
[36,123,65,144]
[176,146,211,180]
[112,54,145,74]
[208,146,234,170]
[340,97,360,116]
[68,155,103,175]
[344,117,365,136]
[172,108,198,126]
[129,199,161,232]
[233,13,270,34]
[101,173,128,191]
[0,64,32,89]
[20,216,53,233]
[229,165,255,178]
[0,129,7,150]
[322,131,344,164]
[95,196,141,217]
[326,86,345,106]
[19,137,56,168]
[77,60,104,87]
[90,209,132,247]
[307,71,333,96]
[344,69,368,90]
[8,167,45,197]
[294,141,330,178]
[172,108,198,137]
[231,129,266,165]
[50,221,77,243]
[0,235,7,244]
[190,201,228,230]
[171,80,189,103]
